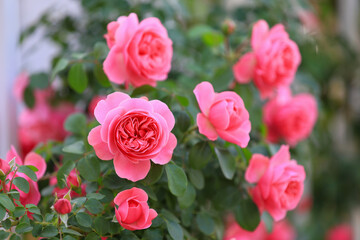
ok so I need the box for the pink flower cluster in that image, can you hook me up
[103,13,173,88]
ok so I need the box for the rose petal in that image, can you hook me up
[233,52,256,84]
[251,20,269,51]
[151,133,177,165]
[23,152,46,179]
[150,100,175,130]
[245,154,270,183]
[88,126,114,160]
[113,153,151,182]
[94,92,130,124]
[193,81,216,116]
[197,113,218,141]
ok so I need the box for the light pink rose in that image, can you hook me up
[103,13,173,87]
[1,146,46,206]
[233,20,301,99]
[245,145,306,221]
[18,102,76,156]
[326,224,353,240]
[87,92,177,181]
[114,187,157,230]
[193,81,251,147]
[263,90,317,146]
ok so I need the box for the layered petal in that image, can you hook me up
[193,81,216,116]
[233,52,256,84]
[88,126,114,160]
[245,154,270,183]
[94,92,130,124]
[197,113,218,141]
[24,152,46,179]
[151,133,177,165]
[113,153,151,182]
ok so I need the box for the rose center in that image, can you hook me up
[138,33,166,66]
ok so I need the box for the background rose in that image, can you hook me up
[193,81,251,147]
[114,187,157,230]
[103,13,172,87]
[88,92,177,181]
[233,20,301,99]
[245,145,306,221]
[263,91,317,146]
[325,224,353,240]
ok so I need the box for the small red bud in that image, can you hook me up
[53,198,72,215]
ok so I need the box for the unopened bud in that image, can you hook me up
[222,19,236,35]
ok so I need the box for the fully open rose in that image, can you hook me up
[233,20,301,99]
[114,187,157,230]
[88,92,177,181]
[193,81,251,147]
[103,13,173,87]
[245,145,305,221]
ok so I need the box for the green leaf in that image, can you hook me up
[18,165,37,182]
[174,111,190,132]
[68,63,88,93]
[15,222,33,234]
[161,209,180,223]
[131,85,156,97]
[187,24,214,39]
[196,212,215,235]
[64,113,87,135]
[77,156,100,181]
[30,73,49,89]
[40,225,58,237]
[262,211,274,233]
[87,193,105,200]
[63,141,85,155]
[13,206,26,218]
[212,66,233,92]
[178,183,196,209]
[32,224,42,237]
[13,177,30,193]
[0,193,15,211]
[175,95,189,107]
[166,220,183,240]
[93,42,108,59]
[189,142,212,169]
[2,219,11,229]
[188,169,204,190]
[51,58,69,80]
[26,204,41,215]
[215,147,236,180]
[143,229,163,240]
[0,205,6,219]
[57,160,75,189]
[9,234,21,240]
[85,232,101,240]
[64,236,78,240]
[0,231,10,239]
[165,163,188,197]
[234,197,261,231]
[141,163,164,185]
[76,212,92,228]
[94,63,111,87]
[62,228,83,236]
[93,216,109,235]
[85,198,104,214]
[202,31,224,46]
[23,86,35,109]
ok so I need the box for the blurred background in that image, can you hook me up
[1,0,360,239]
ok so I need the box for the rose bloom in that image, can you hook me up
[326,224,353,240]
[263,88,317,146]
[223,215,295,240]
[1,146,46,206]
[103,13,173,87]
[53,198,72,215]
[88,92,177,181]
[193,81,251,147]
[114,187,157,231]
[18,102,76,156]
[245,145,306,221]
[233,20,301,99]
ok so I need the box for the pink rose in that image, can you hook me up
[193,81,251,147]
[103,13,173,87]
[263,90,317,146]
[87,92,177,181]
[326,224,353,240]
[1,146,46,206]
[18,102,76,156]
[53,198,72,215]
[245,145,306,221]
[233,20,301,99]
[50,169,86,198]
[114,187,157,231]
[266,220,296,240]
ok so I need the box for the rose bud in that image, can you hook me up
[54,198,72,215]
[222,19,236,35]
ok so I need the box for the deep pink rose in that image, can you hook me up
[18,102,76,156]
[54,198,72,215]
[263,89,317,146]
[223,215,266,240]
[103,13,173,87]
[193,81,251,147]
[1,146,46,206]
[87,92,177,181]
[114,187,157,230]
[233,20,301,99]
[326,224,353,240]
[245,145,306,221]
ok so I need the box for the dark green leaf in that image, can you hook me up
[142,163,164,185]
[93,216,109,235]
[15,222,33,234]
[57,160,75,189]
[13,206,26,218]
[131,85,156,97]
[165,163,188,197]
[235,197,261,231]
[196,212,215,235]
[9,234,21,240]
[85,199,104,214]
[94,64,111,87]
[32,224,42,237]
[143,229,163,240]
[2,219,11,229]
[62,228,83,236]
[178,183,196,209]
[0,193,15,211]
[51,58,69,80]
[93,42,108,59]
[174,111,190,132]
[166,220,183,240]
[26,204,41,215]
[24,86,35,109]
[85,232,101,240]
[68,63,88,93]
[189,142,212,169]
[0,205,6,219]
[211,66,233,92]
[0,231,10,239]
[215,147,236,180]
[30,73,49,89]
[188,169,204,190]
[13,177,30,193]
[64,113,87,135]
[40,225,58,237]
[175,95,189,107]
[76,212,92,228]
[18,165,37,182]
[77,156,100,181]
